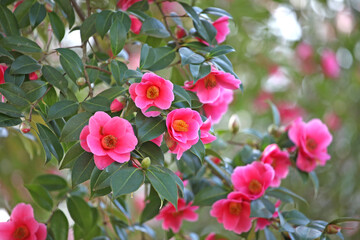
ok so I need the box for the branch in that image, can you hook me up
[70,0,85,21]
[85,65,111,75]
[29,86,52,122]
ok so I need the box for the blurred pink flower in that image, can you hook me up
[166,108,203,159]
[80,111,138,170]
[253,91,273,114]
[110,99,124,112]
[117,0,141,10]
[260,144,291,187]
[161,1,186,16]
[288,118,332,172]
[231,161,275,200]
[0,64,7,84]
[296,42,316,75]
[150,134,163,147]
[200,117,216,144]
[203,88,233,124]
[125,44,141,70]
[210,192,252,234]
[155,198,198,233]
[0,203,47,240]
[198,17,230,45]
[277,102,305,126]
[129,72,174,117]
[205,233,227,240]
[130,15,142,34]
[321,49,340,79]
[324,111,341,131]
[29,72,39,80]
[175,26,186,39]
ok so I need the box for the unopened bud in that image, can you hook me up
[175,26,186,39]
[268,124,279,136]
[165,132,177,151]
[228,114,240,134]
[110,99,125,113]
[326,224,341,234]
[76,77,86,86]
[141,157,151,169]
[20,121,31,134]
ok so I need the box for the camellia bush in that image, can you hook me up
[0,0,359,239]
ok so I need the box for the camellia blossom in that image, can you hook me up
[166,108,203,159]
[277,102,305,125]
[117,0,141,10]
[296,42,316,75]
[155,198,198,233]
[150,134,163,147]
[0,203,47,240]
[198,16,230,45]
[321,49,340,79]
[231,161,275,200]
[110,99,124,112]
[288,118,332,172]
[210,192,252,234]
[129,72,174,117]
[255,200,281,231]
[200,117,216,144]
[184,67,241,104]
[29,72,39,80]
[205,233,228,240]
[80,111,138,170]
[203,88,233,124]
[260,144,291,187]
[130,15,142,34]
[0,65,7,84]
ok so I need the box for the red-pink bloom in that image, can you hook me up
[205,233,227,240]
[129,72,174,117]
[200,117,216,144]
[277,102,305,125]
[210,192,252,234]
[0,203,47,240]
[117,0,141,10]
[253,91,273,114]
[80,111,138,170]
[288,118,332,172]
[213,16,230,44]
[324,111,341,131]
[260,144,291,187]
[150,134,163,147]
[130,15,142,34]
[125,44,141,70]
[29,72,39,80]
[296,42,313,61]
[184,67,240,104]
[13,0,24,11]
[211,157,221,165]
[231,161,275,200]
[110,99,124,112]
[203,88,233,124]
[255,200,281,231]
[175,26,186,39]
[161,1,186,16]
[0,64,7,84]
[155,198,198,233]
[321,49,340,79]
[166,108,203,159]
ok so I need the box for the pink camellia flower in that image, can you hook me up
[200,117,216,144]
[125,44,141,70]
[205,233,228,240]
[29,72,39,80]
[175,26,186,39]
[296,42,316,75]
[321,49,340,79]
[288,118,332,172]
[79,111,138,170]
[110,99,124,112]
[203,88,233,124]
[231,161,275,200]
[184,67,241,104]
[129,72,174,117]
[277,102,305,126]
[255,200,281,231]
[162,1,186,16]
[260,144,291,187]
[213,16,230,44]
[0,203,47,240]
[150,134,163,147]
[324,111,341,131]
[130,15,142,34]
[210,192,252,234]
[253,91,273,114]
[0,64,7,84]
[166,108,203,159]
[155,198,198,233]
[117,0,141,10]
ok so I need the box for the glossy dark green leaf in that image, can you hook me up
[0,102,23,117]
[111,167,145,197]
[0,82,29,107]
[264,227,276,240]
[250,198,275,218]
[110,60,128,85]
[142,47,176,71]
[49,12,65,41]
[267,187,308,206]
[179,47,205,66]
[97,86,127,100]
[128,0,149,11]
[42,65,68,92]
[57,48,84,81]
[189,63,211,82]
[67,196,94,230]
[282,210,310,226]
[80,13,97,43]
[91,163,124,191]
[4,69,24,86]
[29,2,46,28]
[173,84,191,106]
[141,17,170,38]
[110,16,129,56]
[0,45,14,61]
[25,184,53,211]
[96,10,113,38]
[193,185,228,206]
[0,4,19,36]
[49,210,69,240]
[211,55,240,81]
[139,142,164,166]
[34,174,68,191]
[55,0,75,27]
[82,96,111,113]
[294,226,322,239]
[13,0,33,28]
[21,80,48,102]
[48,100,78,120]
[190,139,205,161]
[10,55,41,74]
[37,123,64,162]
[140,187,161,223]
[60,112,92,142]
[197,19,217,45]
[60,143,85,169]
[202,7,232,18]
[72,151,95,187]
[1,36,41,53]
[209,45,235,57]
[124,69,143,80]
[136,111,166,143]
[0,113,22,127]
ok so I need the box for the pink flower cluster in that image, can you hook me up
[0,203,47,240]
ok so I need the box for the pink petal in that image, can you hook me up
[107,151,131,163]
[35,223,47,240]
[87,135,106,156]
[94,155,114,170]
[11,203,34,220]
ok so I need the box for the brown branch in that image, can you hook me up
[29,87,52,122]
[85,65,111,75]
[86,0,91,17]
[70,0,85,21]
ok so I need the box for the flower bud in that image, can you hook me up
[141,157,151,169]
[110,99,124,113]
[165,132,177,151]
[228,114,240,134]
[175,26,186,39]
[76,77,86,86]
[20,121,31,134]
[326,224,341,234]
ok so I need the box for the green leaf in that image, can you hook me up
[294,226,322,239]
[141,47,176,71]
[212,55,240,82]
[173,84,191,106]
[57,48,84,81]
[60,111,92,142]
[267,187,308,206]
[97,86,127,100]
[282,210,310,226]
[48,100,79,120]
[34,174,68,191]
[0,82,29,107]
[4,69,24,86]
[96,10,113,38]
[264,227,276,240]
[37,123,64,162]
[60,143,85,169]
[91,162,124,191]
[309,171,319,197]
[189,63,211,82]
[328,217,360,225]
[72,152,95,187]
[21,80,48,102]
[141,17,170,38]
[67,196,94,230]
[179,47,205,66]
[1,36,42,53]
[110,60,128,85]
[146,166,178,209]
[55,0,75,27]
[0,4,19,36]
[124,69,143,80]
[135,111,166,143]
[250,198,275,218]
[0,102,23,117]
[110,167,145,197]
[209,45,235,57]
[197,19,217,45]
[49,12,65,41]
[193,185,228,206]
[202,7,232,18]
[268,101,280,126]
[80,13,97,43]
[25,184,53,211]
[138,142,164,166]
[140,187,161,223]
[82,96,111,112]
[110,16,129,56]
[29,2,46,28]
[13,0,33,28]
[190,139,205,161]
[0,45,14,61]
[10,55,41,74]
[49,210,69,240]
[0,113,22,127]
[42,65,68,92]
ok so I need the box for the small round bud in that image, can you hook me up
[20,121,31,134]
[110,99,124,113]
[268,124,282,137]
[141,157,151,169]
[228,114,240,134]
[76,77,86,86]
[326,224,341,234]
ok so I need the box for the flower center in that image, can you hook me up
[172,120,189,132]
[13,225,30,240]
[229,202,242,215]
[101,135,118,149]
[172,210,183,217]
[306,138,317,152]
[204,74,217,89]
[248,179,262,195]
[146,85,160,99]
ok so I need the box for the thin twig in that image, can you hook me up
[86,0,91,17]
[29,87,51,122]
[85,65,111,75]
[82,43,93,98]
[70,0,85,21]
